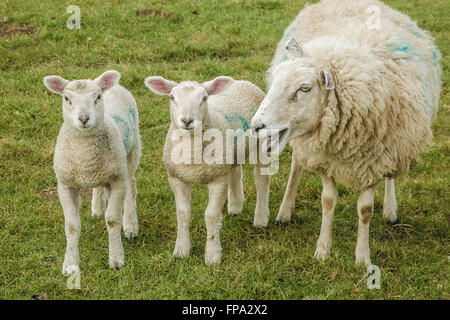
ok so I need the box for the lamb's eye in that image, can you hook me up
[64,96,71,104]
[169,94,175,101]
[299,84,312,92]
[202,95,207,102]
[95,94,102,104]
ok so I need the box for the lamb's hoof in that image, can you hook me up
[91,210,103,219]
[205,253,221,265]
[205,245,222,265]
[62,264,80,276]
[275,212,291,224]
[382,210,397,223]
[253,209,269,228]
[109,259,125,270]
[228,207,242,216]
[124,227,139,240]
[173,244,191,258]
[314,247,329,261]
[355,249,371,267]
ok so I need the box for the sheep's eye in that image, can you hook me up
[95,94,102,104]
[299,84,312,92]
[202,95,207,102]
[169,94,175,101]
[64,96,71,104]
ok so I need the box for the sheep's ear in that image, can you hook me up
[95,70,121,92]
[202,76,234,95]
[144,76,178,95]
[43,76,69,95]
[319,70,335,90]
[285,38,303,59]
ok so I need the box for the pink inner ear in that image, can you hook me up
[149,79,172,94]
[209,79,230,95]
[47,78,66,93]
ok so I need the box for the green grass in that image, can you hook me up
[0,0,448,300]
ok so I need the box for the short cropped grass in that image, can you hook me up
[0,0,448,300]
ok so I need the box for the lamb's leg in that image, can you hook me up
[205,180,228,265]
[276,150,302,223]
[123,149,140,239]
[105,180,126,269]
[314,174,338,260]
[355,184,378,266]
[169,176,192,258]
[59,182,81,275]
[91,187,107,218]
[253,165,270,228]
[228,165,245,216]
[383,178,397,223]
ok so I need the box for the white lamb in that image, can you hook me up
[251,0,441,266]
[144,76,269,264]
[43,70,141,274]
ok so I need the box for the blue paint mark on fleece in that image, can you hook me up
[113,108,137,153]
[224,114,250,131]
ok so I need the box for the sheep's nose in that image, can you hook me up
[79,115,89,125]
[181,117,193,126]
[252,123,265,133]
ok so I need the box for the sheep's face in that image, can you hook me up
[251,59,334,154]
[145,76,233,131]
[43,70,121,132]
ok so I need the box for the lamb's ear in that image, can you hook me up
[95,70,121,92]
[43,76,69,95]
[285,38,303,59]
[319,70,335,90]
[144,76,178,95]
[202,76,234,95]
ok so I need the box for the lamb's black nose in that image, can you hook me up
[79,115,89,125]
[181,117,193,126]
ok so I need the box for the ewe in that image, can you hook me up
[43,70,141,274]
[251,0,441,266]
[145,76,269,264]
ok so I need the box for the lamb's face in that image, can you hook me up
[145,75,234,131]
[251,59,334,154]
[168,83,208,130]
[61,81,104,130]
[44,70,121,132]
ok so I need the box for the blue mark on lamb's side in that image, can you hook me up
[224,114,250,132]
[113,108,137,153]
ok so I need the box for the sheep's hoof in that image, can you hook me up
[382,208,397,223]
[91,210,103,219]
[228,207,242,216]
[313,247,329,261]
[173,245,191,259]
[124,227,139,240]
[253,216,269,228]
[62,264,80,276]
[205,245,222,265]
[355,249,371,267]
[275,212,291,224]
[109,259,125,270]
[205,254,221,265]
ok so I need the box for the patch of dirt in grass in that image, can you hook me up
[40,188,92,201]
[138,9,174,19]
[0,18,35,39]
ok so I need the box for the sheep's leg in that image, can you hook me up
[355,184,378,266]
[123,148,140,239]
[276,149,302,223]
[59,182,81,275]
[105,180,126,269]
[314,174,338,260]
[91,187,107,218]
[205,179,228,265]
[228,165,245,216]
[169,176,192,258]
[253,165,270,228]
[383,178,397,223]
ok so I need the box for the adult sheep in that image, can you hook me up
[251,0,441,266]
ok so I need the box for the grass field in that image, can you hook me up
[0,0,448,300]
